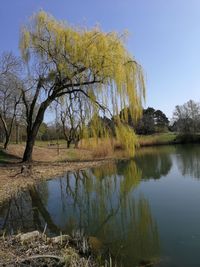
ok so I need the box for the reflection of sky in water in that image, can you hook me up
[1,145,200,266]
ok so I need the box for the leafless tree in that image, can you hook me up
[0,53,22,149]
[60,93,87,148]
[173,100,200,133]
[0,52,20,76]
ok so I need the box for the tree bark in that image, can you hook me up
[1,107,19,150]
[74,137,80,148]
[22,101,51,162]
[3,134,9,150]
[16,123,19,144]
[0,114,9,150]
[22,133,36,162]
[67,140,71,148]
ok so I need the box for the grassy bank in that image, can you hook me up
[138,132,177,146]
[36,132,200,150]
[138,132,200,147]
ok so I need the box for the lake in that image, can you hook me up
[1,144,200,266]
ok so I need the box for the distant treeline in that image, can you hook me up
[1,99,200,147]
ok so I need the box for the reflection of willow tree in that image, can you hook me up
[0,183,59,234]
[176,145,200,178]
[135,146,173,179]
[113,197,160,266]
[64,161,160,266]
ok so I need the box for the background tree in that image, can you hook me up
[19,11,145,162]
[0,52,20,76]
[38,122,63,141]
[37,122,48,141]
[136,107,155,134]
[120,106,169,135]
[173,100,200,133]
[154,109,169,133]
[0,52,22,149]
[60,92,87,148]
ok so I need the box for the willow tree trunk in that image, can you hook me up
[22,101,50,162]
[22,133,36,162]
[23,122,43,162]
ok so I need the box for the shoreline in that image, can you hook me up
[0,158,116,207]
[0,230,99,266]
[1,134,200,206]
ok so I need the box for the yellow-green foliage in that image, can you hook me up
[20,11,145,157]
[120,160,141,193]
[92,162,118,179]
[115,123,139,156]
[79,137,113,158]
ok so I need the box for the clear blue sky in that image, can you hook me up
[1,0,200,119]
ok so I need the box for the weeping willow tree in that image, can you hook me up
[20,11,145,162]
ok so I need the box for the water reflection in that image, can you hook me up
[176,145,200,178]
[0,192,34,233]
[0,160,160,266]
[0,183,59,234]
[1,145,200,266]
[135,146,174,180]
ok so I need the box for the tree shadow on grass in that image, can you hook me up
[0,149,21,165]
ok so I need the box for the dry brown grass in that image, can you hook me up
[3,144,94,162]
[79,137,128,159]
[79,138,112,158]
[0,232,98,267]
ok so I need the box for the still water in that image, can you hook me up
[1,145,200,266]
